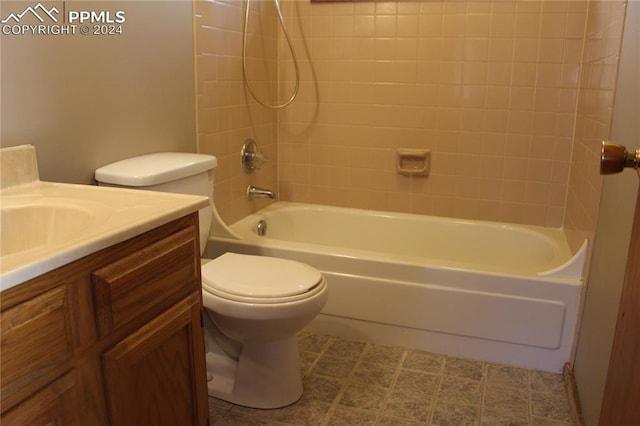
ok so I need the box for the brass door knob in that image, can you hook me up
[601,141,640,175]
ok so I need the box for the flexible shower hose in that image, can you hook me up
[242,0,300,109]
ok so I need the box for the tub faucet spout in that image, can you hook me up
[247,185,276,200]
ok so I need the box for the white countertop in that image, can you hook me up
[0,181,208,291]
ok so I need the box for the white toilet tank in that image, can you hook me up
[95,152,218,254]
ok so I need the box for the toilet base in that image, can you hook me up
[206,336,303,409]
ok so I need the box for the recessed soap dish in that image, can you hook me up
[396,148,431,176]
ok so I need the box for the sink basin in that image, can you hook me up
[1,204,96,256]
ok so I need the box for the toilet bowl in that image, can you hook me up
[94,153,328,409]
[202,253,327,408]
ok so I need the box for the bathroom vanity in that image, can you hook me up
[0,145,211,425]
[0,213,209,425]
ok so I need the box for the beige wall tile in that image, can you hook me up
[564,0,627,250]
[194,0,278,224]
[194,0,626,234]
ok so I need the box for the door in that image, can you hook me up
[598,144,640,425]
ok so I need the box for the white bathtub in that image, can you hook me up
[207,202,587,372]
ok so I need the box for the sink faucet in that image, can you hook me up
[247,186,276,200]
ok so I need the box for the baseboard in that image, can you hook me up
[563,363,586,426]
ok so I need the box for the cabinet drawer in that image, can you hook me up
[92,226,200,337]
[0,287,73,411]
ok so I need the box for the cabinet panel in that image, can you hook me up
[1,370,78,425]
[92,226,199,337]
[1,287,73,410]
[0,214,206,424]
[102,293,208,425]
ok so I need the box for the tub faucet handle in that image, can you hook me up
[241,139,267,173]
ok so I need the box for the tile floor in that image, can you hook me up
[208,333,574,425]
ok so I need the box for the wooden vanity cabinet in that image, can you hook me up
[0,213,208,425]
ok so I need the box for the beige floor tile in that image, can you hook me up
[326,406,378,425]
[483,385,529,418]
[275,396,332,425]
[437,376,482,405]
[299,333,332,353]
[382,391,434,423]
[530,417,572,426]
[338,382,388,412]
[530,391,572,423]
[403,349,445,373]
[377,416,427,425]
[443,356,485,381]
[302,375,344,403]
[486,363,528,389]
[325,338,367,358]
[361,343,405,367]
[431,401,480,426]
[394,370,440,397]
[300,351,320,375]
[480,408,529,426]
[212,411,270,425]
[529,370,566,395]
[352,361,398,388]
[314,354,358,378]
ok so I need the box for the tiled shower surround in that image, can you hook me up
[209,333,574,425]
[194,0,626,249]
[278,0,587,228]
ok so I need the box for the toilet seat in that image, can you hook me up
[201,253,325,304]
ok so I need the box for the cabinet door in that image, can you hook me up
[102,293,208,426]
[0,286,73,412]
[0,371,79,425]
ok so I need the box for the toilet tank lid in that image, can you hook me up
[95,152,218,187]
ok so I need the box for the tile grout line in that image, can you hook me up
[478,361,488,426]
[320,336,367,426]
[317,335,340,426]
[426,360,445,425]
[376,346,410,424]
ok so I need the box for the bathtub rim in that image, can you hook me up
[207,236,583,289]
[212,201,587,282]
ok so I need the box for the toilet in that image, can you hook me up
[95,152,328,409]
